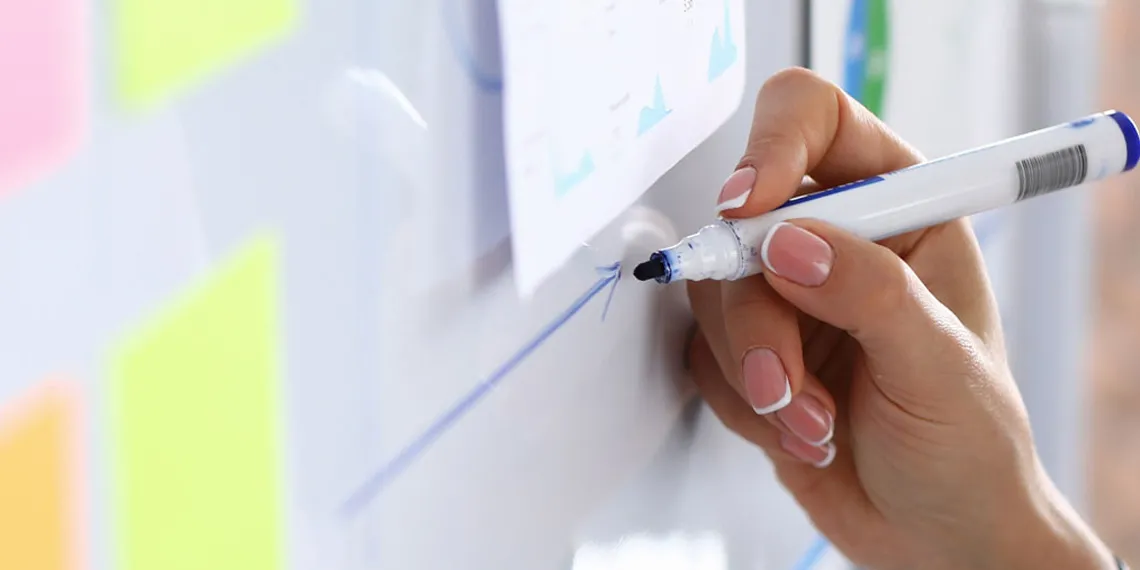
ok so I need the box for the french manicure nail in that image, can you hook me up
[780,433,837,468]
[716,167,757,213]
[761,222,834,286]
[741,347,791,414]
[776,393,834,446]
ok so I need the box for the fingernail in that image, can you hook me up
[716,167,757,213]
[741,347,791,414]
[780,433,837,468]
[776,393,834,446]
[761,222,834,286]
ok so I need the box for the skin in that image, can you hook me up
[688,67,1118,570]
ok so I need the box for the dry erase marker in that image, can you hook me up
[633,110,1140,284]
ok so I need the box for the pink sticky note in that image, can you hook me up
[0,0,86,196]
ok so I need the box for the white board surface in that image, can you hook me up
[0,1,828,569]
[358,1,820,568]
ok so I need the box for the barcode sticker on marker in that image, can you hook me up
[1016,144,1089,200]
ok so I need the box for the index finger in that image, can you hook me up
[715,67,925,218]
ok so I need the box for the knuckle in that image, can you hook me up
[862,256,919,315]
[744,131,801,156]
[738,131,807,177]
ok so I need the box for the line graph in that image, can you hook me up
[708,0,738,81]
[637,76,672,135]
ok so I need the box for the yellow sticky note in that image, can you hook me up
[0,381,82,570]
[111,235,284,570]
[114,0,296,108]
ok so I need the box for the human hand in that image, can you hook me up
[687,67,1117,570]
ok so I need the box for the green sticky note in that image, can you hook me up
[111,235,284,570]
[114,0,297,108]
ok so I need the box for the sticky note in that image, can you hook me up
[0,0,85,195]
[114,0,297,108]
[0,381,82,570]
[111,235,284,570]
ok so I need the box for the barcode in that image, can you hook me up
[1016,144,1089,201]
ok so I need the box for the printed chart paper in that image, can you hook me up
[0,381,81,570]
[499,0,746,295]
[0,0,85,196]
[110,235,284,570]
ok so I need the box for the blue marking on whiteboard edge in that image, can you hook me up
[442,0,504,92]
[791,536,831,570]
[1107,110,1140,172]
[340,262,622,516]
[776,175,886,211]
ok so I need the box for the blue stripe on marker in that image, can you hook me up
[1108,110,1140,172]
[776,175,885,211]
[1069,116,1096,129]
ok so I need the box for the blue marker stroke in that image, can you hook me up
[599,262,621,321]
[341,263,622,517]
[790,536,832,570]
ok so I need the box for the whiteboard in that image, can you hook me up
[0,1,826,570]
[361,1,820,568]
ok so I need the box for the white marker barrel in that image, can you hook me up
[652,110,1140,283]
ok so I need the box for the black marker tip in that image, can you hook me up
[633,255,668,282]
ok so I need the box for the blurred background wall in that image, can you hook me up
[1093,0,1140,561]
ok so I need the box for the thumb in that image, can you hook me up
[759,220,975,383]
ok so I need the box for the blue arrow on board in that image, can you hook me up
[341,262,622,517]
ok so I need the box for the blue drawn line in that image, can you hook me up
[443,0,504,92]
[341,263,623,516]
[791,536,831,570]
[599,263,620,321]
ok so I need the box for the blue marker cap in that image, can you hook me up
[1107,110,1140,172]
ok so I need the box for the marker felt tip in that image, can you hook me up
[634,110,1140,284]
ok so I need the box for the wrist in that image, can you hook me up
[990,470,1116,570]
